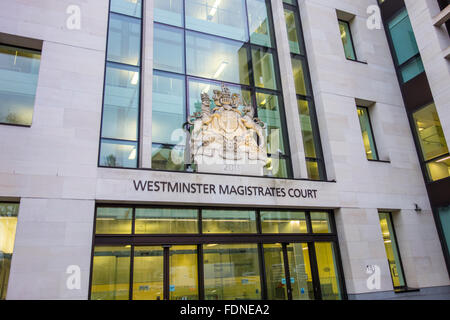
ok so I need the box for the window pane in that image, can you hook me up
[110,0,142,18]
[91,246,131,300]
[96,207,133,234]
[133,246,164,300]
[153,24,184,73]
[438,206,450,258]
[135,208,198,234]
[306,160,321,181]
[170,246,199,300]
[357,107,378,160]
[263,243,288,300]
[0,45,40,126]
[203,244,261,300]
[291,57,309,96]
[100,139,138,168]
[413,103,449,161]
[256,92,285,154]
[284,9,302,54]
[388,9,419,65]
[101,64,139,141]
[252,48,277,90]
[264,157,289,178]
[287,243,314,300]
[311,212,331,233]
[378,212,406,288]
[314,242,342,300]
[152,144,185,171]
[247,0,273,47]
[202,210,257,233]
[260,211,307,233]
[152,72,186,145]
[0,203,18,300]
[426,156,450,182]
[400,56,424,83]
[186,31,250,85]
[298,99,317,158]
[185,0,248,42]
[339,21,356,60]
[154,0,183,27]
[188,78,251,115]
[107,13,141,66]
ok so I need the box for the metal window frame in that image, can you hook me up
[356,106,380,161]
[88,204,348,300]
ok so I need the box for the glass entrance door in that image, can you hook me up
[132,245,198,300]
[263,243,314,300]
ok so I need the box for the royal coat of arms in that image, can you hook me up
[188,84,268,174]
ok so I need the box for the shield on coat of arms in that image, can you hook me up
[218,110,240,134]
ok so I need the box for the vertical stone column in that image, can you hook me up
[140,0,155,168]
[335,208,393,297]
[271,0,309,179]
[7,198,95,299]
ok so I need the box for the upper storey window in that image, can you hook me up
[0,45,41,126]
[387,8,424,83]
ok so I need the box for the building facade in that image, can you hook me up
[0,0,449,300]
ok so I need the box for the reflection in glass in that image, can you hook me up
[264,157,289,178]
[263,243,288,300]
[202,210,257,233]
[378,213,406,289]
[152,71,186,145]
[110,0,142,18]
[252,49,277,89]
[154,0,184,27]
[291,57,308,96]
[338,20,356,60]
[101,64,139,141]
[186,0,248,42]
[133,246,164,300]
[256,92,284,154]
[186,31,250,85]
[91,246,131,300]
[0,45,41,126]
[311,212,331,233]
[306,160,321,181]
[135,208,198,234]
[247,0,273,47]
[0,203,18,300]
[260,211,307,233]
[357,107,378,160]
[188,78,251,115]
[203,244,261,300]
[100,139,138,168]
[170,246,199,300]
[96,207,133,234]
[298,99,317,159]
[153,24,185,74]
[107,13,141,66]
[314,242,341,300]
[151,144,185,171]
[287,243,314,300]
[284,9,302,54]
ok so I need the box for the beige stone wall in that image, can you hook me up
[0,0,448,299]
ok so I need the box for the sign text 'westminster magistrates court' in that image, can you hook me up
[133,180,318,199]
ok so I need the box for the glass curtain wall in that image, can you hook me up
[99,0,143,168]
[283,1,326,180]
[152,0,292,178]
[0,203,19,300]
[90,207,344,300]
